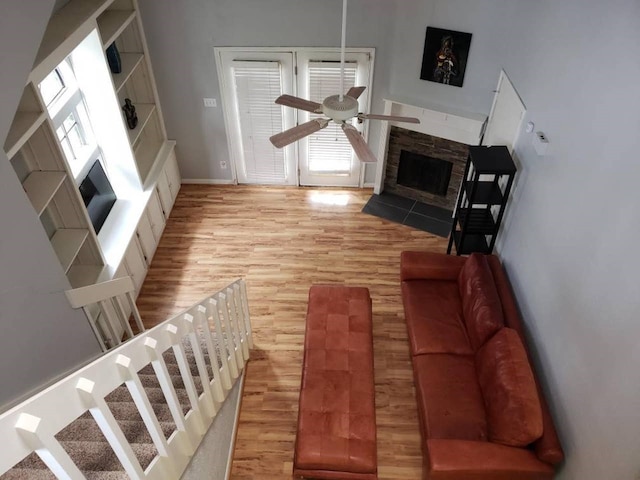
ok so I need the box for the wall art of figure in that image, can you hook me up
[420,27,472,88]
[122,98,138,130]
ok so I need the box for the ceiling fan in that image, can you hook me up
[269,0,420,163]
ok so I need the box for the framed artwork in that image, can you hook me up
[420,27,472,88]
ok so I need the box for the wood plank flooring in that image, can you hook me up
[136,185,449,479]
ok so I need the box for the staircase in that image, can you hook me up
[0,280,252,480]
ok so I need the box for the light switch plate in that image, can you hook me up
[203,98,217,108]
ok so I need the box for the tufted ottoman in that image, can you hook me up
[293,285,377,480]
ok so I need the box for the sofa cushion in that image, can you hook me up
[458,253,505,350]
[476,328,543,447]
[402,280,473,355]
[413,354,488,441]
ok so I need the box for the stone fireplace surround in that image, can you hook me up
[384,127,468,211]
[374,98,487,210]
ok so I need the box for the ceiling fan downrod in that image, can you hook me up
[339,0,348,102]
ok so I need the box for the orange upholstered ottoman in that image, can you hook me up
[293,285,377,480]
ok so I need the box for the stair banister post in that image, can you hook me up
[76,377,146,480]
[115,354,174,463]
[207,298,233,390]
[15,413,85,480]
[112,297,135,339]
[98,300,121,347]
[126,290,145,334]
[184,312,217,417]
[232,283,250,360]
[166,322,206,435]
[217,292,240,379]
[144,337,194,455]
[196,304,225,403]
[225,287,246,368]
[239,279,254,349]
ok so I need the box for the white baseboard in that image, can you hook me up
[181,178,235,185]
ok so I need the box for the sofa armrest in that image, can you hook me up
[426,439,555,480]
[400,251,466,282]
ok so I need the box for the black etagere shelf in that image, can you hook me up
[447,145,516,256]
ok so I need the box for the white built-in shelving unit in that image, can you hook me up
[4,0,181,345]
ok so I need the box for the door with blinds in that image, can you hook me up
[218,51,296,185]
[217,48,373,186]
[296,51,372,186]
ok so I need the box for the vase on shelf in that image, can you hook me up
[106,43,122,74]
[122,98,138,130]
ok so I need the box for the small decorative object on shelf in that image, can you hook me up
[105,42,122,74]
[447,145,516,256]
[122,98,138,130]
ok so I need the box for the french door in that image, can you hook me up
[296,51,372,186]
[218,51,297,185]
[217,48,373,187]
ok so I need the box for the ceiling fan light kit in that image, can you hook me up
[322,94,359,121]
[269,0,420,163]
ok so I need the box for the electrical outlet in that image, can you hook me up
[220,161,227,169]
[203,98,217,108]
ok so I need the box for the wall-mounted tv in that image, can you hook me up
[79,160,116,234]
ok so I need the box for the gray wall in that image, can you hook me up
[137,0,396,181]
[0,0,102,410]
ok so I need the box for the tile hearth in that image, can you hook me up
[362,191,453,237]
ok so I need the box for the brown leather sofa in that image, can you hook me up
[401,251,564,480]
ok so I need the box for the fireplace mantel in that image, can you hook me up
[374,98,487,194]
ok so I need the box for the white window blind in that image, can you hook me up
[307,61,357,174]
[233,61,286,183]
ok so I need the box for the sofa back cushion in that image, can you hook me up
[458,253,504,350]
[476,328,543,447]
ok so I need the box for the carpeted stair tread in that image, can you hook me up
[11,440,157,473]
[55,418,175,445]
[107,399,186,422]
[1,467,58,480]
[137,371,205,395]
[105,384,190,408]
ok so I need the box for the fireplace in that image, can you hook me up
[373,98,486,211]
[397,150,453,197]
[383,127,469,210]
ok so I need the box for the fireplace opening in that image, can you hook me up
[397,150,453,197]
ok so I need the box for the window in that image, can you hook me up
[307,61,358,174]
[40,58,101,181]
[39,69,66,106]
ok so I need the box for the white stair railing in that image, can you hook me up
[65,276,146,351]
[0,279,253,480]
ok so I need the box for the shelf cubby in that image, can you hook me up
[462,180,504,205]
[51,228,90,272]
[126,103,156,145]
[68,263,105,289]
[457,208,497,235]
[4,85,47,159]
[133,115,164,183]
[452,231,490,255]
[112,53,144,92]
[22,171,67,216]
[98,9,136,48]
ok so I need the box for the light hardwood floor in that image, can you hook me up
[136,184,449,479]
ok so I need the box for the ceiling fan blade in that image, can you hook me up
[342,123,378,163]
[358,113,421,124]
[346,86,366,99]
[270,119,329,148]
[275,94,323,114]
